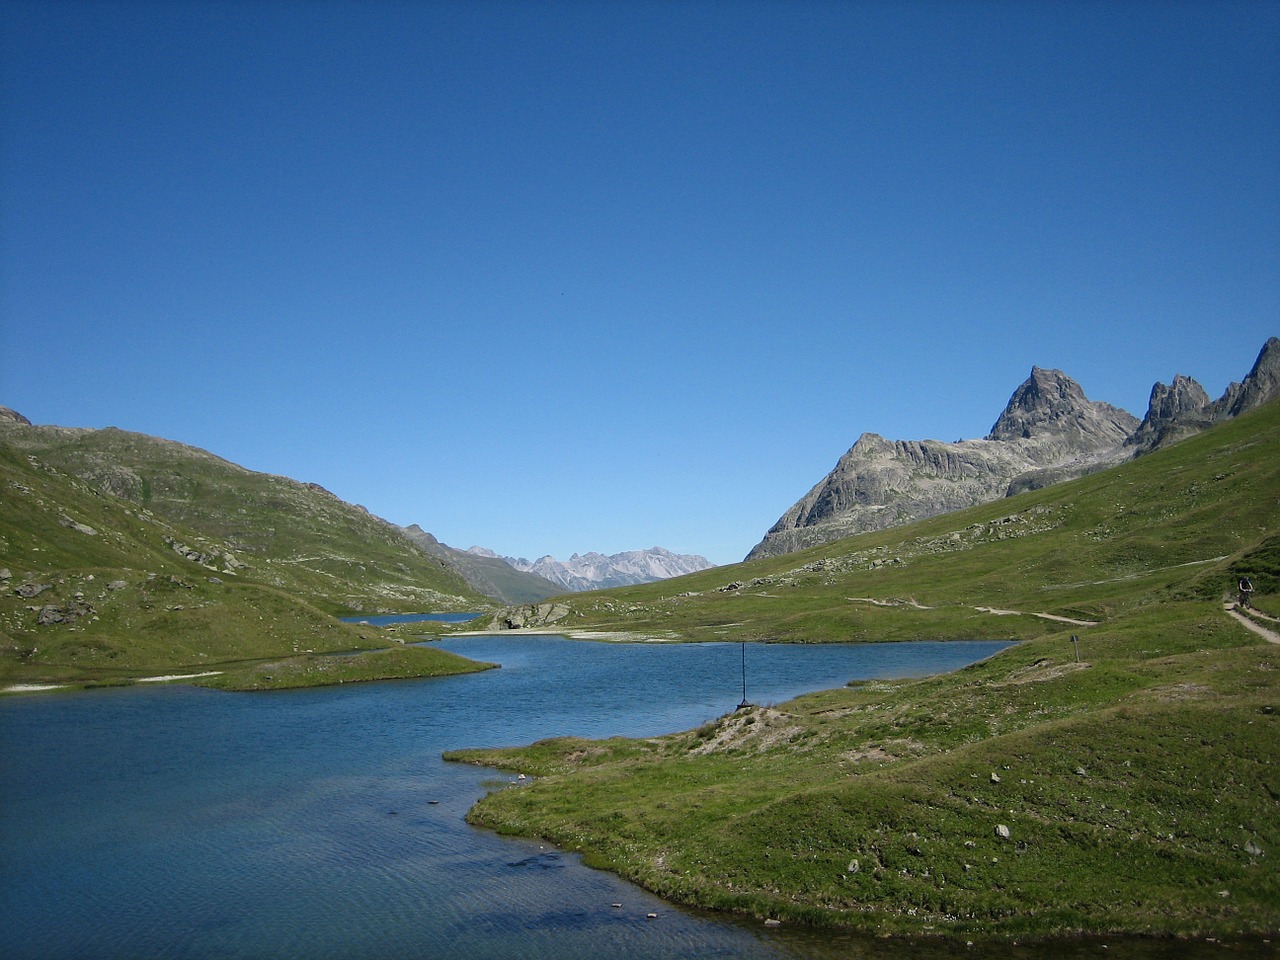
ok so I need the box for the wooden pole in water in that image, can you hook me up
[738,641,750,710]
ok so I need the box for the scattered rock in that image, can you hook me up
[1075,766,1088,776]
[0,568,11,581]
[58,515,98,536]
[107,580,127,591]
[847,858,860,874]
[166,537,216,566]
[995,824,1011,840]
[36,600,95,625]
[1245,841,1263,857]
[497,601,571,630]
[990,772,1002,783]
[15,582,52,599]
[764,918,782,927]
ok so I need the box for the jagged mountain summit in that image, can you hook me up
[469,546,716,593]
[1126,336,1280,453]
[985,366,1137,449]
[748,337,1279,561]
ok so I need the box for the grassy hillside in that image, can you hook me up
[0,420,490,689]
[448,400,1280,940]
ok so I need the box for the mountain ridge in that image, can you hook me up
[748,336,1279,560]
[470,546,716,593]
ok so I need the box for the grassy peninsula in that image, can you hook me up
[448,399,1280,940]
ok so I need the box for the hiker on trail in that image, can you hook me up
[1238,576,1255,609]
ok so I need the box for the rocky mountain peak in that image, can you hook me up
[987,368,1097,441]
[0,406,32,426]
[985,367,1137,456]
[1128,337,1280,454]
[1221,335,1280,418]
[1125,374,1212,451]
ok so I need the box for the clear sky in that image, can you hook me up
[2,1,1277,566]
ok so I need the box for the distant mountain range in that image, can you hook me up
[466,546,716,593]
[395,526,564,604]
[395,530,715,601]
[748,336,1280,560]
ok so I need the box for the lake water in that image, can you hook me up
[0,637,1257,960]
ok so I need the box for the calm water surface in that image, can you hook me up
[0,637,1261,960]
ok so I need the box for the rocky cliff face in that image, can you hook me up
[491,547,716,592]
[748,338,1278,560]
[1127,336,1280,454]
[1125,374,1215,452]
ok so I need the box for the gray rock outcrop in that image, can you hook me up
[36,600,95,625]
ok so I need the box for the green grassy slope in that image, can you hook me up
[449,401,1280,940]
[1,421,483,613]
[0,421,489,688]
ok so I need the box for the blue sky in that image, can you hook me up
[2,1,1277,566]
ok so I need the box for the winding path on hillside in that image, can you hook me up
[846,597,1098,626]
[1225,603,1280,645]
[973,607,1098,626]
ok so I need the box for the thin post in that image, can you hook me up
[1071,635,1080,663]
[738,641,750,709]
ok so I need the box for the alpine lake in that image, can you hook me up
[0,624,1264,959]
